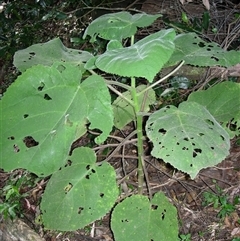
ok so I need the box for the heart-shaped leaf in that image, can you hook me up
[14,38,93,72]
[0,63,113,176]
[83,11,162,42]
[96,29,176,82]
[146,101,230,178]
[41,147,118,231]
[111,192,178,241]
[166,32,240,67]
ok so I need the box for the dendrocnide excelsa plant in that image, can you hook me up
[1,11,240,240]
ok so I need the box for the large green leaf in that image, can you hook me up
[83,11,162,42]
[96,29,176,82]
[146,101,230,179]
[13,38,93,72]
[0,63,113,176]
[113,85,156,129]
[41,147,118,231]
[166,32,240,67]
[111,192,178,241]
[188,81,240,122]
[188,81,240,138]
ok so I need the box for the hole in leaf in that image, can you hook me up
[193,149,202,158]
[211,146,214,150]
[13,144,20,152]
[28,52,35,60]
[23,136,39,148]
[205,119,214,126]
[158,128,167,135]
[199,133,204,136]
[91,169,96,174]
[151,205,158,210]
[220,135,225,141]
[198,42,206,47]
[78,207,84,215]
[64,160,72,167]
[44,94,52,100]
[86,165,90,170]
[190,163,193,167]
[85,174,90,179]
[211,56,219,62]
[161,209,166,220]
[149,122,153,127]
[121,219,129,223]
[23,114,29,118]
[182,147,188,151]
[8,136,15,140]
[37,82,45,91]
[194,148,202,153]
[100,193,104,198]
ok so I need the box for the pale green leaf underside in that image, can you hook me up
[41,147,118,231]
[146,101,230,179]
[96,29,176,82]
[166,32,240,67]
[188,81,240,122]
[83,11,162,42]
[13,38,93,72]
[111,192,178,241]
[113,85,156,129]
[0,63,113,176]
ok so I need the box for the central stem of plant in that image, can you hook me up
[130,77,145,195]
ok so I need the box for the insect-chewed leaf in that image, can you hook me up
[146,101,230,178]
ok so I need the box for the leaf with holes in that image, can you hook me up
[113,85,156,129]
[0,62,113,176]
[166,32,240,67]
[111,192,178,241]
[41,147,118,231]
[13,38,93,72]
[96,29,175,82]
[83,11,162,42]
[146,101,230,179]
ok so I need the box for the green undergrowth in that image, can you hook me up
[0,11,240,240]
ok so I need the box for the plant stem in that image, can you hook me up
[130,77,145,194]
[107,84,134,106]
